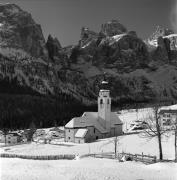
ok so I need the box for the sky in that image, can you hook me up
[0,0,175,46]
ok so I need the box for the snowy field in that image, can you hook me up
[1,133,175,160]
[119,105,177,132]
[0,157,177,180]
[0,105,176,180]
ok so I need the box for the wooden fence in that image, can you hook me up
[0,142,30,148]
[118,152,157,164]
[0,153,75,160]
[0,152,157,163]
[81,152,157,164]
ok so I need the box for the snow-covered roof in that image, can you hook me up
[65,112,122,133]
[49,127,64,132]
[65,112,98,129]
[159,109,177,114]
[110,112,123,126]
[75,129,88,138]
[159,104,177,114]
[160,104,177,110]
[7,132,21,137]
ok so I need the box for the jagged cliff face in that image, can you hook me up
[146,26,177,63]
[0,4,48,59]
[100,20,127,36]
[1,4,177,106]
[0,4,55,96]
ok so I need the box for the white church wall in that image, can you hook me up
[65,128,77,142]
[114,124,123,136]
[110,128,115,136]
[64,79,123,143]
[75,137,85,143]
[86,126,104,142]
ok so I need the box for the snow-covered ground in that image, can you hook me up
[0,106,176,159]
[0,106,176,180]
[1,132,175,160]
[118,107,153,132]
[119,105,177,131]
[0,157,176,180]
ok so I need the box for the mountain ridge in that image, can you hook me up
[0,4,177,129]
[0,4,177,103]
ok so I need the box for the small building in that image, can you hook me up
[74,129,88,143]
[0,132,21,144]
[64,79,123,143]
[159,109,177,126]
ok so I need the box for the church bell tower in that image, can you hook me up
[98,75,111,131]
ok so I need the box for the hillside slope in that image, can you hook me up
[0,4,177,129]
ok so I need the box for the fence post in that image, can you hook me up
[154,156,156,163]
[142,152,143,161]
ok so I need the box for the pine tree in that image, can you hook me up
[27,121,36,142]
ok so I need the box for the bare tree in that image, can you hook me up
[1,128,9,145]
[174,116,177,162]
[140,105,165,160]
[0,109,10,145]
[27,121,36,142]
[113,136,119,158]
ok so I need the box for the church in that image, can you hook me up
[64,79,123,143]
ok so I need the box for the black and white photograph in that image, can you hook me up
[0,0,177,179]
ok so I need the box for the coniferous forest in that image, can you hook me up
[0,78,97,130]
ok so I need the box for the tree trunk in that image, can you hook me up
[175,117,177,162]
[158,133,163,160]
[175,129,177,162]
[155,108,163,160]
[4,134,6,145]
[115,143,117,158]
[114,137,118,158]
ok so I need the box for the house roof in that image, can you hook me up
[49,127,64,132]
[8,132,21,137]
[159,109,177,114]
[110,112,123,126]
[75,129,88,138]
[65,111,122,133]
[160,104,177,110]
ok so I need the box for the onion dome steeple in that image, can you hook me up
[100,72,109,90]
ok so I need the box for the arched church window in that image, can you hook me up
[107,99,109,104]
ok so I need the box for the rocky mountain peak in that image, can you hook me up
[149,26,174,41]
[0,3,22,14]
[80,27,98,47]
[1,3,177,107]
[0,3,48,60]
[46,34,62,60]
[100,19,127,37]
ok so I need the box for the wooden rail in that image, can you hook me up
[118,152,157,163]
[0,153,75,160]
[81,152,157,164]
